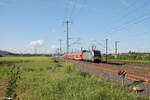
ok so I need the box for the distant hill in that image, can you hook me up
[0,50,9,55]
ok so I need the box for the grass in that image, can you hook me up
[108,59,150,63]
[0,56,148,100]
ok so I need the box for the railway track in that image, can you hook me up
[62,58,150,97]
[107,60,150,68]
[65,59,150,83]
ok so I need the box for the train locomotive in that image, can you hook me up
[82,50,101,62]
[63,50,101,62]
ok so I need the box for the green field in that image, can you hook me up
[102,53,150,63]
[108,59,150,63]
[0,56,148,100]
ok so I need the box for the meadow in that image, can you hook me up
[102,53,150,62]
[0,56,148,100]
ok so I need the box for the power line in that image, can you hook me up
[103,1,149,38]
[121,2,148,19]
[69,0,78,21]
[115,1,148,23]
[104,12,150,38]
[69,0,87,21]
[120,29,150,40]
[63,0,73,21]
[92,40,106,48]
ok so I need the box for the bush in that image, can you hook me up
[79,71,91,78]
[136,55,142,60]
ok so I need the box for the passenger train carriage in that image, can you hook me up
[63,50,101,62]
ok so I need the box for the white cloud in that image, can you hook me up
[108,50,115,54]
[7,48,19,52]
[139,46,146,49]
[50,45,59,49]
[29,40,44,46]
[7,48,22,53]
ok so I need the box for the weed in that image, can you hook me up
[39,68,44,72]
[79,71,91,78]
[64,63,75,73]
[57,64,63,67]
[0,56,148,100]
[46,66,52,70]
[5,65,21,99]
[24,68,35,72]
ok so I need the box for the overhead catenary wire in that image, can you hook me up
[120,29,150,40]
[95,1,150,54]
[92,40,106,48]
[120,2,149,19]
[68,0,78,21]
[102,1,150,38]
[114,1,149,23]
[63,0,150,54]
[63,0,79,21]
[63,0,70,21]
[69,0,87,22]
[104,12,150,38]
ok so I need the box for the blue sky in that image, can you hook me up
[0,0,150,54]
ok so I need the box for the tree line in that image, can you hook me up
[103,52,150,61]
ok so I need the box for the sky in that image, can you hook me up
[0,0,150,54]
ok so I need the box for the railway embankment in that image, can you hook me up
[65,59,150,97]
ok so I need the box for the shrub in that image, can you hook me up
[79,71,91,78]
[46,66,52,70]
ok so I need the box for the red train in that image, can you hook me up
[63,52,82,60]
[63,50,101,62]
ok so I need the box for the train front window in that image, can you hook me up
[93,51,101,56]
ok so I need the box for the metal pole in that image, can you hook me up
[65,21,71,55]
[115,41,117,58]
[106,39,108,63]
[59,39,62,55]
[81,48,83,51]
[115,41,117,54]
[34,47,37,54]
[67,21,69,55]
[115,41,119,58]
[72,48,73,53]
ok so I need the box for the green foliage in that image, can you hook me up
[5,65,22,99]
[0,56,148,100]
[64,63,75,73]
[79,71,91,78]
[102,53,150,62]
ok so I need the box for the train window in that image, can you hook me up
[93,50,101,56]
